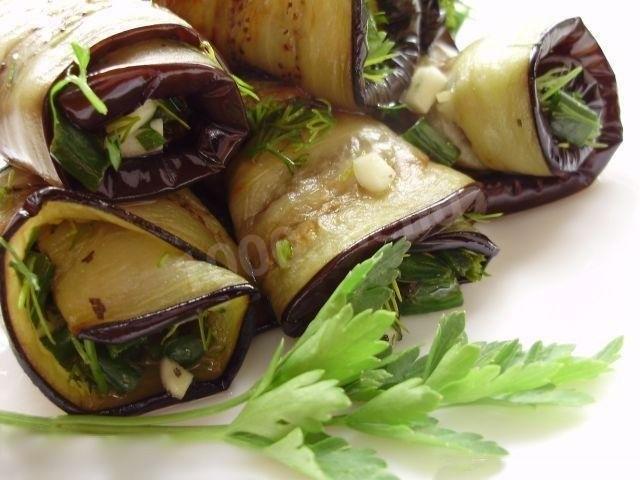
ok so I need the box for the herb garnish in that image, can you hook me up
[363,0,397,83]
[0,232,55,344]
[245,99,335,172]
[537,66,605,149]
[0,241,621,480]
[440,0,471,37]
[48,43,110,191]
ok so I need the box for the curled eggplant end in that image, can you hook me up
[0,186,257,414]
[474,18,623,214]
[48,26,248,200]
[354,0,422,108]
[530,17,622,178]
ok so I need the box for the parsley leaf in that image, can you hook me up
[262,429,397,480]
[352,418,507,456]
[227,370,350,441]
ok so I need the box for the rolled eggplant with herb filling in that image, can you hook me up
[391,17,622,213]
[399,224,498,316]
[0,0,248,201]
[226,89,492,336]
[0,174,258,414]
[156,0,428,110]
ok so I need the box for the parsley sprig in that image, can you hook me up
[0,241,622,479]
[245,99,335,172]
[363,0,397,83]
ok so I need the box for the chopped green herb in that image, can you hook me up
[157,252,171,268]
[363,0,397,83]
[105,115,140,144]
[82,339,108,394]
[99,356,141,394]
[104,136,122,170]
[136,127,165,152]
[245,99,334,172]
[275,239,294,269]
[402,118,460,166]
[232,74,260,102]
[0,234,55,343]
[49,43,110,191]
[156,99,191,130]
[398,249,487,315]
[536,67,605,148]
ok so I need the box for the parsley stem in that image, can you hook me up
[0,411,229,439]
[52,388,255,427]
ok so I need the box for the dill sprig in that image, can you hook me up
[245,99,335,172]
[536,66,605,149]
[363,0,397,83]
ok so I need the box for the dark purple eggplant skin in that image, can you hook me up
[48,24,249,202]
[412,229,498,283]
[419,0,449,52]
[353,0,422,107]
[281,185,486,337]
[412,230,499,261]
[0,187,259,415]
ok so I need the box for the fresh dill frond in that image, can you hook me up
[245,99,335,172]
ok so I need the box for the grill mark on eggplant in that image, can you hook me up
[89,297,106,320]
[81,250,95,263]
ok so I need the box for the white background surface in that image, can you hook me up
[1,0,639,479]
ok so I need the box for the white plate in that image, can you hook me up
[1,0,639,478]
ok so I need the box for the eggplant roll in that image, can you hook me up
[156,0,426,110]
[395,18,622,213]
[0,169,258,414]
[399,228,498,316]
[0,0,248,201]
[227,110,485,336]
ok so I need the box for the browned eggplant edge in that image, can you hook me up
[0,187,259,415]
[412,230,499,283]
[353,0,422,107]
[281,184,485,336]
[44,23,249,202]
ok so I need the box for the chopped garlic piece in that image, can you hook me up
[160,357,194,400]
[402,66,449,114]
[353,153,396,194]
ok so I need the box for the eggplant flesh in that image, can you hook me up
[0,0,248,201]
[157,0,422,110]
[437,38,551,176]
[227,112,483,335]
[0,185,257,414]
